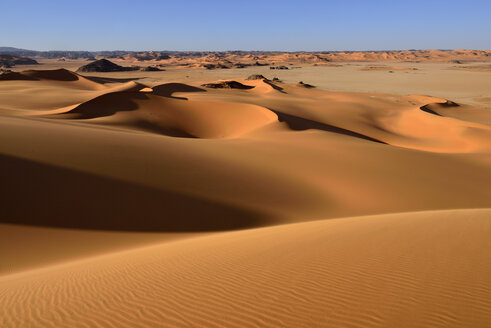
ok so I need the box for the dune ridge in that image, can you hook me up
[5,69,486,152]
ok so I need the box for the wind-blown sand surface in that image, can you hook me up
[0,65,490,327]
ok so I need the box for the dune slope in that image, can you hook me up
[61,90,278,138]
[1,209,490,328]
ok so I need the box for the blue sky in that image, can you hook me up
[1,0,490,51]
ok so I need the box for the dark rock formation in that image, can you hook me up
[234,63,249,68]
[270,65,289,70]
[246,74,268,80]
[76,59,139,72]
[201,81,254,89]
[0,54,39,68]
[297,81,315,88]
[141,66,164,71]
[202,63,230,70]
[202,64,217,70]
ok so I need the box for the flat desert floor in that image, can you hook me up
[1,59,490,327]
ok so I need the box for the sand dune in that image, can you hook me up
[0,67,490,327]
[0,68,105,89]
[0,71,490,221]
[1,209,490,328]
[184,81,491,152]
[0,70,146,114]
[151,82,206,98]
[58,90,278,138]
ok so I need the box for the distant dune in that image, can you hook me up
[117,49,491,69]
[122,49,491,70]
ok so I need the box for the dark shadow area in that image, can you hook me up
[60,92,145,119]
[82,75,142,84]
[0,68,81,81]
[23,69,80,81]
[297,81,315,88]
[0,154,267,232]
[420,105,442,116]
[55,92,197,138]
[132,120,196,138]
[262,79,286,93]
[272,110,386,144]
[0,71,39,81]
[420,100,459,117]
[151,83,206,100]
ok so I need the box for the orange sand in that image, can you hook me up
[0,65,490,327]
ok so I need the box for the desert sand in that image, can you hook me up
[0,56,490,327]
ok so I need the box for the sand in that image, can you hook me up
[2,210,490,328]
[0,59,490,327]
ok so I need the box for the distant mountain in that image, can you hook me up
[0,47,40,57]
[0,47,96,59]
[0,47,34,53]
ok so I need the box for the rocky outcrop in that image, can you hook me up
[202,63,231,70]
[201,81,254,89]
[76,59,139,72]
[297,81,315,88]
[246,74,268,80]
[141,66,164,71]
[0,54,38,68]
[270,65,289,70]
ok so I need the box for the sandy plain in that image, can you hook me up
[1,53,490,327]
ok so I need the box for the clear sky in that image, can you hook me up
[1,0,490,51]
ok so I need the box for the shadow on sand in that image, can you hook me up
[0,154,267,232]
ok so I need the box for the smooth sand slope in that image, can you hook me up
[0,67,490,327]
[1,209,490,328]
